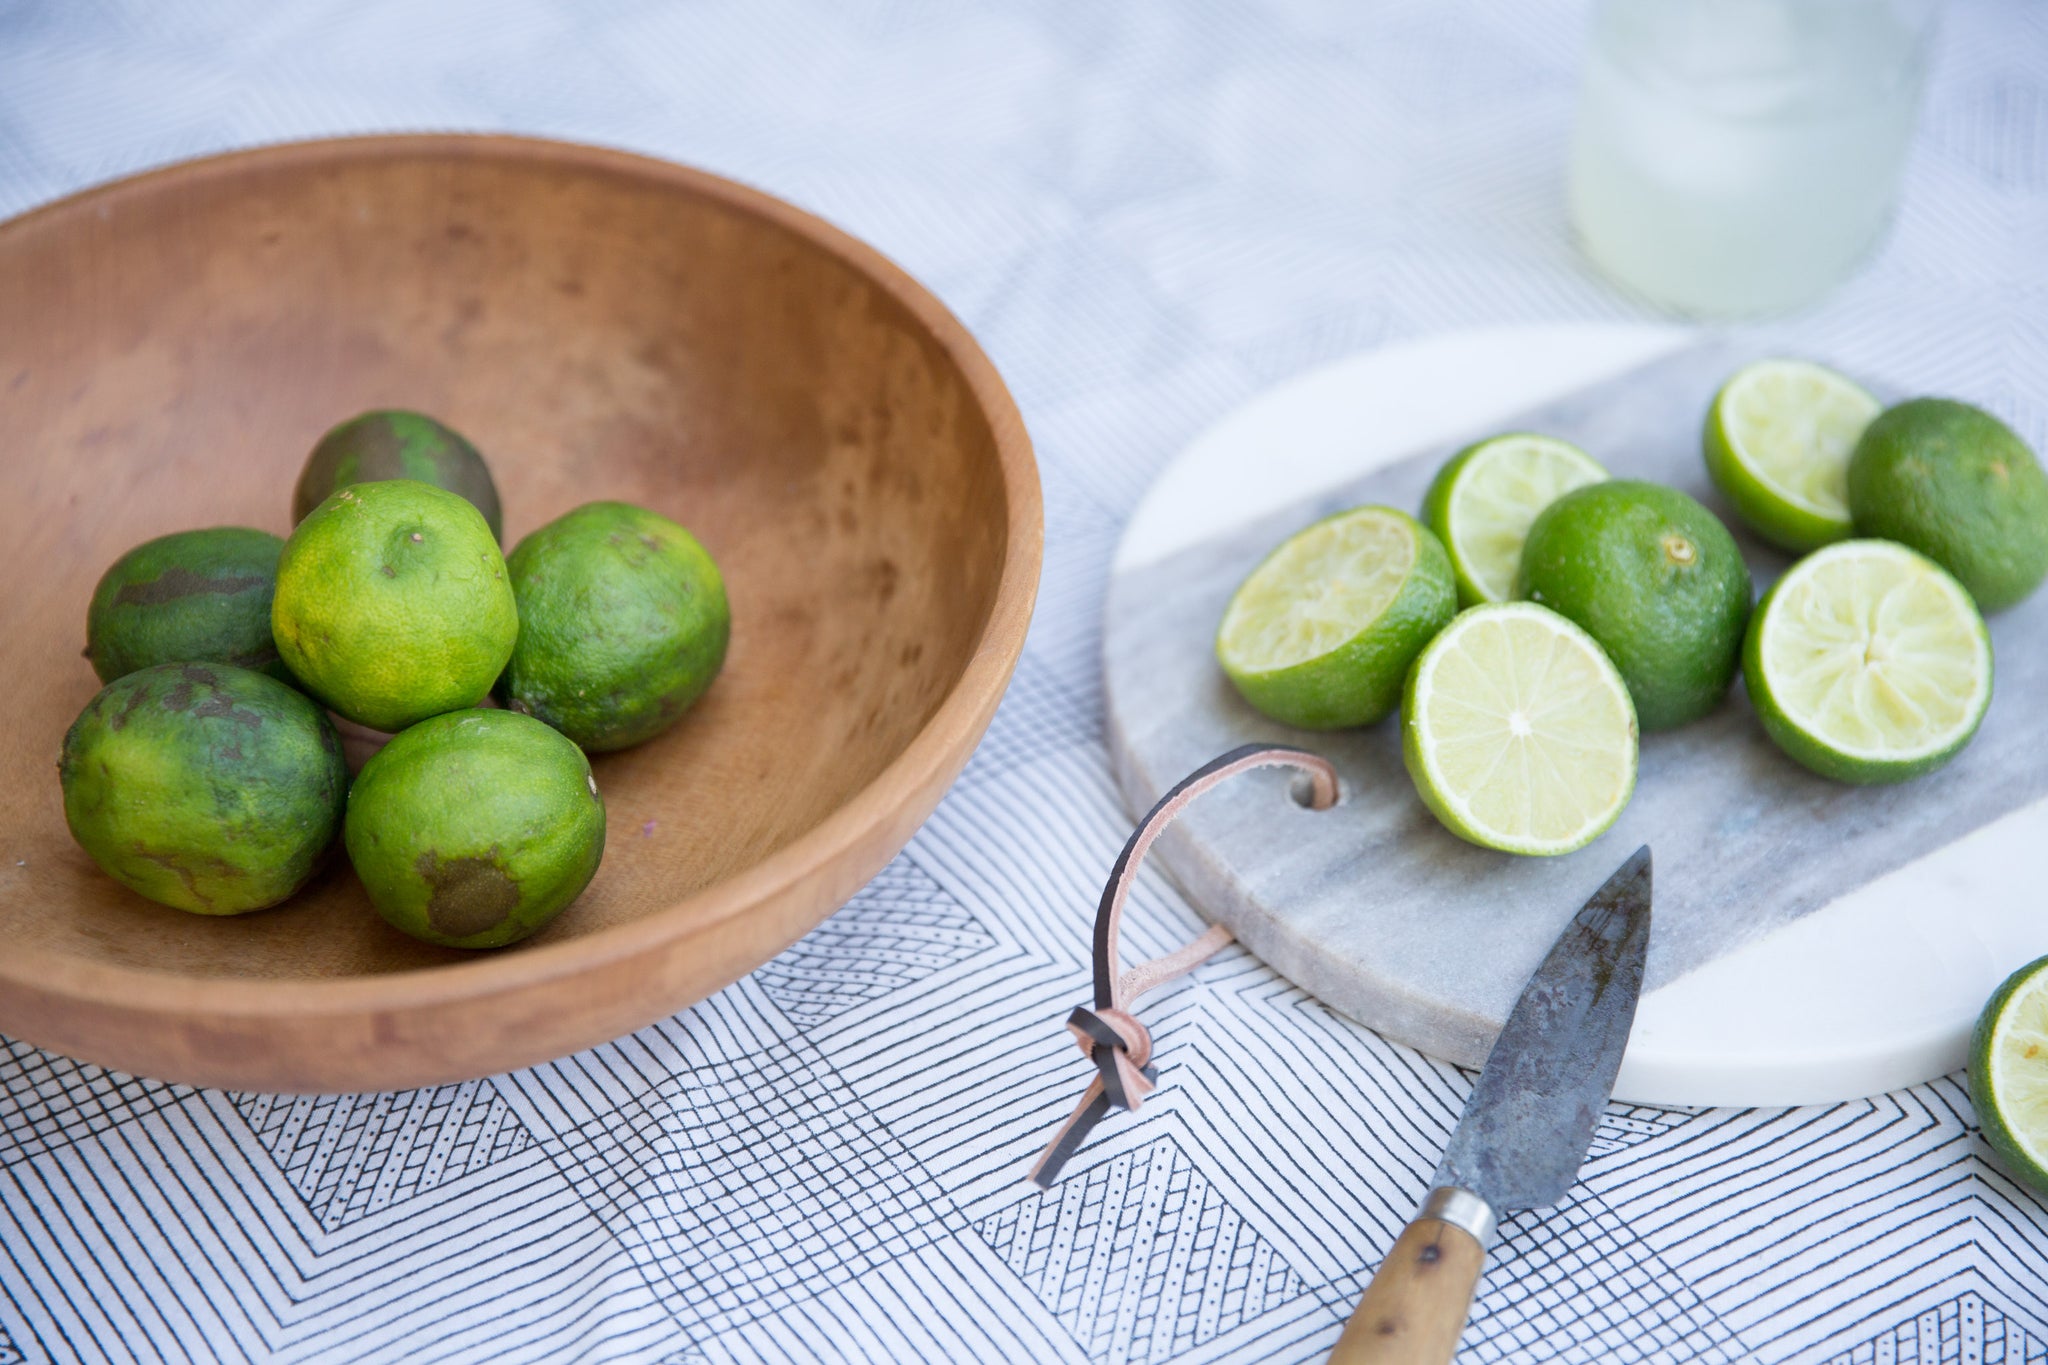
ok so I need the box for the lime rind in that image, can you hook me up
[273,479,518,733]
[1217,506,1457,730]
[1972,954,2048,1195]
[1705,358,1878,553]
[1846,397,2048,614]
[1401,602,1638,857]
[344,708,605,949]
[1517,478,1753,734]
[1424,434,1607,606]
[1746,539,1992,782]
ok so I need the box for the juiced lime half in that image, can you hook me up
[1705,358,1880,553]
[1745,540,1992,784]
[1423,434,1607,606]
[1971,954,2048,1198]
[1401,602,1638,857]
[1217,506,1457,729]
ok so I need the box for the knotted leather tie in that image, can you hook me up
[1027,742,1338,1187]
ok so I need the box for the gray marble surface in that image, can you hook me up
[1105,341,2048,1067]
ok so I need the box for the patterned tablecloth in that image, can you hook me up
[3,2,2046,1361]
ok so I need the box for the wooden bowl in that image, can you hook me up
[0,136,1039,1092]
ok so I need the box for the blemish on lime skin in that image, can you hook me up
[417,849,519,938]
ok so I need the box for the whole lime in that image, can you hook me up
[60,662,347,914]
[497,502,730,751]
[293,410,504,541]
[1846,398,2048,613]
[344,708,605,948]
[85,527,291,684]
[273,480,518,733]
[1519,480,1752,731]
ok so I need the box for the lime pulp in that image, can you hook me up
[1424,433,1607,606]
[1744,539,1991,784]
[1216,506,1458,730]
[1401,602,1638,857]
[1705,358,1878,553]
[1971,954,2048,1198]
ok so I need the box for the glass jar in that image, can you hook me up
[1569,0,1943,317]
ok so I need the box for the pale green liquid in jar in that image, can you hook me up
[1570,0,1937,317]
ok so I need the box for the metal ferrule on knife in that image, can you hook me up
[1419,1186,1498,1250]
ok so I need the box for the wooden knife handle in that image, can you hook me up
[1329,1212,1486,1364]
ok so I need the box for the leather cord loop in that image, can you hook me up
[1027,743,1338,1187]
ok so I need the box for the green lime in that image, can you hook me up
[1704,358,1880,553]
[1401,602,1637,857]
[1216,505,1457,729]
[344,708,605,948]
[1847,397,2048,613]
[85,527,291,685]
[1422,434,1607,606]
[60,663,347,914]
[294,410,504,541]
[1971,954,2048,1198]
[497,502,731,752]
[273,480,518,733]
[1519,480,1752,732]
[1744,539,1990,784]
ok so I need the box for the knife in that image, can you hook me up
[1330,845,1652,1365]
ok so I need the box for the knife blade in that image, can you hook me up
[1330,845,1652,1365]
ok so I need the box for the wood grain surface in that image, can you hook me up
[0,135,1040,1092]
[1331,1218,1485,1365]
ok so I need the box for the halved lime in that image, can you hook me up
[1744,539,1992,784]
[1217,506,1457,729]
[1971,954,2048,1198]
[1401,602,1638,857]
[1705,358,1880,553]
[1423,434,1607,606]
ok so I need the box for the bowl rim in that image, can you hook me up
[1,133,1042,1023]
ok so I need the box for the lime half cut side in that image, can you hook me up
[1745,539,1992,784]
[1217,505,1456,730]
[1972,954,2048,1198]
[1401,602,1638,857]
[1706,358,1880,553]
[1424,434,1607,606]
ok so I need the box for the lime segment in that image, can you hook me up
[1745,540,1991,783]
[1706,359,1879,552]
[1217,506,1457,729]
[1972,954,2048,1197]
[1401,602,1638,856]
[1424,434,1607,605]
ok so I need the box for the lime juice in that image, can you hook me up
[1569,0,1937,317]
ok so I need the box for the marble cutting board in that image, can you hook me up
[1103,326,2048,1104]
